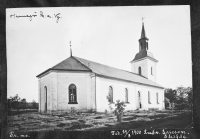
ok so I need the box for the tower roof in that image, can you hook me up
[131,50,158,62]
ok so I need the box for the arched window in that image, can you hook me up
[138,91,141,108]
[138,67,142,75]
[156,93,159,104]
[44,86,47,111]
[109,86,113,103]
[148,91,151,104]
[68,84,78,104]
[125,88,128,103]
[151,67,153,75]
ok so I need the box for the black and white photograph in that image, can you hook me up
[6,6,193,137]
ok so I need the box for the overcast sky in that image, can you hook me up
[6,6,192,102]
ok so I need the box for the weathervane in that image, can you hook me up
[142,17,145,23]
[70,41,72,57]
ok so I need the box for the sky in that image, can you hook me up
[6,6,192,102]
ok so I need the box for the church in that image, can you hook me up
[36,23,165,113]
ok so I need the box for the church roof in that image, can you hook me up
[36,57,92,77]
[51,56,91,71]
[36,56,164,89]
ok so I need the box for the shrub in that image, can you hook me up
[175,103,189,110]
[70,107,76,114]
[106,93,113,111]
[113,100,126,123]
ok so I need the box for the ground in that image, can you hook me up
[7,110,193,131]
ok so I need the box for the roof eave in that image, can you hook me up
[96,73,164,89]
[36,69,92,78]
[130,56,158,63]
[36,68,51,78]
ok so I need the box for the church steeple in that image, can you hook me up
[130,20,158,82]
[139,22,149,51]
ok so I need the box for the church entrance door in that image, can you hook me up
[44,86,47,112]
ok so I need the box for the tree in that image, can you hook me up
[106,92,113,111]
[32,99,37,109]
[164,88,177,103]
[176,86,188,103]
[165,87,193,110]
[9,94,21,116]
[20,98,27,109]
[175,87,192,109]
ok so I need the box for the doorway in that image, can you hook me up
[138,91,142,109]
[44,86,47,111]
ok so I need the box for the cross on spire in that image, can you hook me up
[141,17,145,22]
[70,41,72,57]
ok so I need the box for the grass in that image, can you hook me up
[7,110,192,131]
[8,109,38,116]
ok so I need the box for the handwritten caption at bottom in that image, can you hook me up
[9,131,30,138]
[111,129,189,138]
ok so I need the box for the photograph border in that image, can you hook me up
[1,0,200,139]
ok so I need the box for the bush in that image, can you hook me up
[113,100,126,123]
[175,103,189,110]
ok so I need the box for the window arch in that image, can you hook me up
[148,91,151,104]
[108,86,113,103]
[138,67,142,75]
[68,84,78,104]
[125,88,128,103]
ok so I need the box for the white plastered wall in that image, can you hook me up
[132,59,148,78]
[39,71,95,112]
[146,59,157,82]
[96,76,164,112]
[56,71,93,111]
[39,72,51,113]
[135,86,164,110]
[131,58,157,82]
[38,71,164,113]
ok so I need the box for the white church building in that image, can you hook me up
[36,23,165,113]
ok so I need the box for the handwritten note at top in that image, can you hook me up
[10,11,62,23]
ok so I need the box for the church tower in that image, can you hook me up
[130,22,158,82]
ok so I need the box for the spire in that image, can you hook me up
[138,18,149,51]
[140,17,147,39]
[70,41,72,57]
[141,22,147,39]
